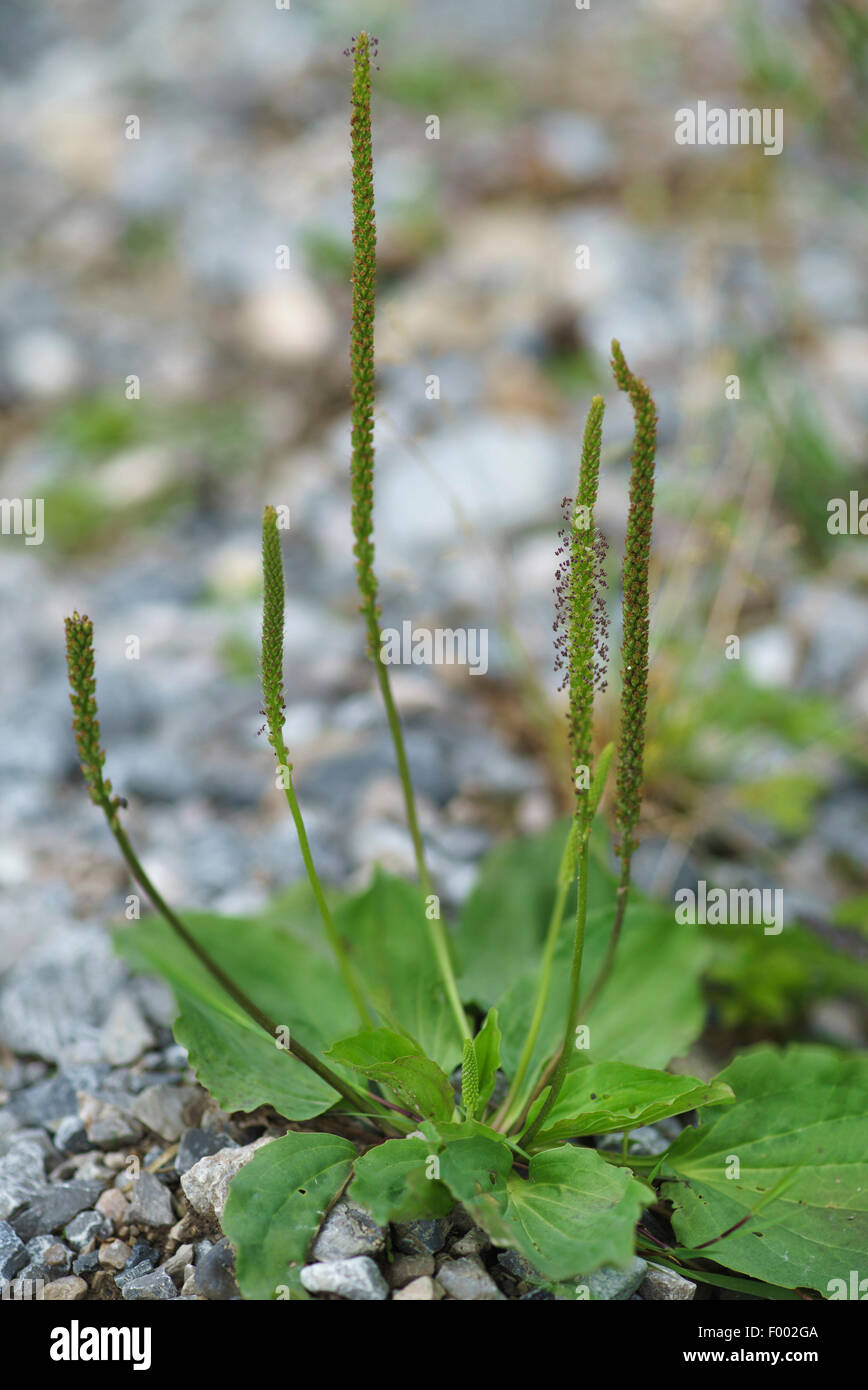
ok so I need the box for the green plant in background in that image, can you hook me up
[63,33,868,1301]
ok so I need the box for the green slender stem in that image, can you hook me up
[580,852,631,1013]
[273,733,374,1029]
[347,34,469,1044]
[262,508,372,1027]
[492,822,576,1131]
[520,836,590,1150]
[370,632,470,1042]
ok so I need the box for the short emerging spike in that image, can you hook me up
[461,1038,480,1118]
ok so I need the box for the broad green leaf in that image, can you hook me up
[457,822,710,1096]
[326,1027,454,1121]
[437,1133,513,1207]
[529,1062,734,1147]
[223,1131,356,1300]
[456,821,576,1006]
[661,1045,868,1294]
[173,990,339,1120]
[472,1009,502,1116]
[350,1137,453,1224]
[467,1144,650,1281]
[333,870,462,1070]
[115,914,359,1119]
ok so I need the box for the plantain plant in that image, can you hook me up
[63,32,868,1300]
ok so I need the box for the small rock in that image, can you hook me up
[99,994,155,1066]
[124,1241,159,1274]
[392,1217,449,1256]
[436,1255,505,1301]
[125,1173,174,1230]
[585,1257,648,1301]
[121,1267,178,1301]
[95,1188,129,1229]
[0,1220,27,1280]
[77,1093,143,1148]
[42,1275,88,1301]
[11,1180,104,1241]
[99,1240,132,1270]
[72,1250,100,1276]
[130,1083,201,1142]
[640,1263,697,1301]
[496,1249,540,1284]
[451,1227,490,1257]
[0,1139,46,1219]
[54,1115,90,1154]
[195,1235,240,1300]
[180,1136,272,1222]
[300,1256,389,1301]
[312,1200,385,1261]
[180,1267,199,1298]
[386,1252,435,1288]
[175,1127,236,1175]
[64,1209,112,1252]
[393,1275,440,1300]
[7,1066,109,1127]
[161,1242,194,1285]
[24,1235,72,1278]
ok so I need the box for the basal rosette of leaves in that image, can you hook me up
[64,30,868,1303]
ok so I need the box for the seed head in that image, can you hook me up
[610,341,657,856]
[261,506,290,766]
[349,32,381,651]
[64,612,122,828]
[554,395,609,814]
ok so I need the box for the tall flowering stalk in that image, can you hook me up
[346,33,469,1043]
[261,506,372,1027]
[582,340,658,1011]
[557,395,609,821]
[63,612,385,1116]
[497,397,611,1137]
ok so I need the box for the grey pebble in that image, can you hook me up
[125,1173,175,1230]
[640,1263,697,1301]
[312,1200,385,1261]
[300,1256,389,1301]
[584,1257,648,1301]
[72,1249,100,1276]
[64,1208,112,1251]
[392,1217,449,1256]
[175,1126,236,1175]
[0,1220,27,1281]
[436,1255,505,1301]
[0,1139,47,1220]
[195,1236,240,1300]
[8,1066,109,1127]
[23,1235,73,1279]
[11,1180,104,1242]
[54,1114,90,1154]
[121,1267,179,1301]
[130,1082,201,1142]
